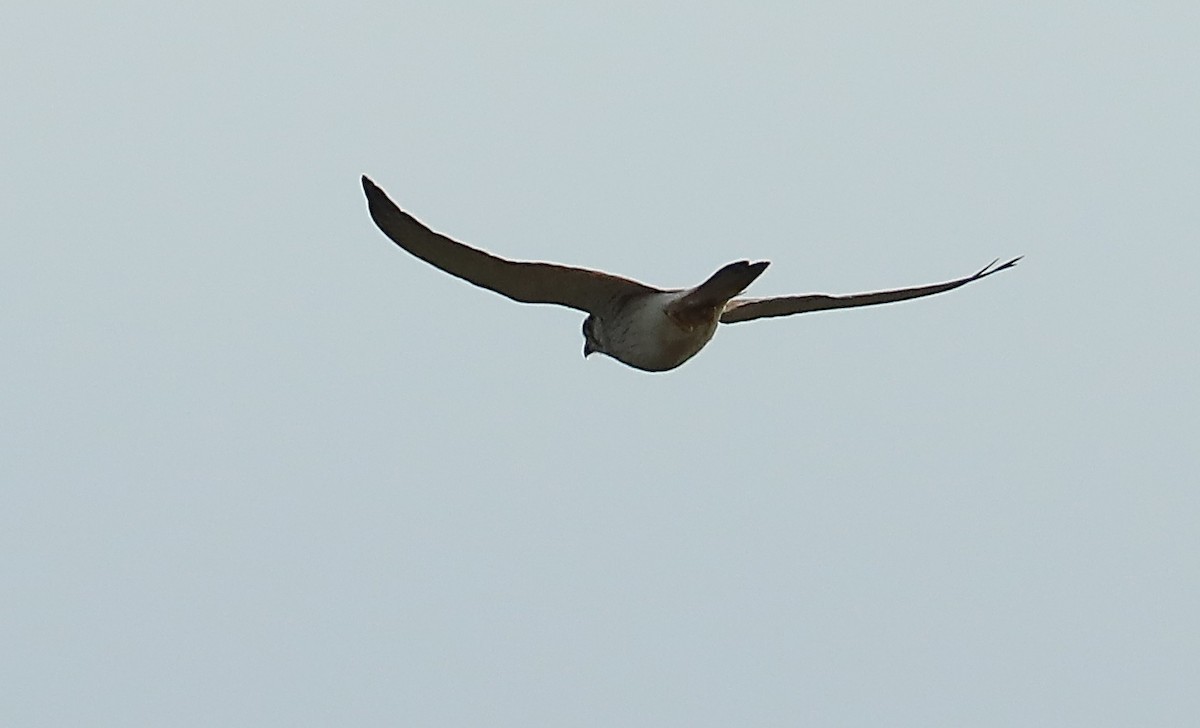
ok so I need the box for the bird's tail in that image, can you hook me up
[676,260,770,311]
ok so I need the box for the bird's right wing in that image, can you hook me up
[363,176,655,314]
[720,257,1021,323]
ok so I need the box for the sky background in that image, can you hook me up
[4,2,1198,726]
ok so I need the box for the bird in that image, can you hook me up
[361,175,1020,372]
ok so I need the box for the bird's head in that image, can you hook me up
[582,315,602,358]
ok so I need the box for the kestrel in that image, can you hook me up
[362,176,1020,372]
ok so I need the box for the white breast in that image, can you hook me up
[602,292,720,372]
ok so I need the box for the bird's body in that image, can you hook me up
[582,261,770,371]
[587,290,720,372]
[361,175,1020,372]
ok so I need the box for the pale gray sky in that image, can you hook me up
[4,2,1198,726]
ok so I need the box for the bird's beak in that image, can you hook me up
[583,341,595,358]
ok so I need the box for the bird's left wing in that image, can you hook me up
[719,257,1021,324]
[363,176,656,314]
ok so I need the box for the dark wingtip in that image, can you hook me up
[974,255,1023,278]
[991,255,1023,274]
[361,176,396,214]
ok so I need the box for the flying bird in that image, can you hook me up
[362,176,1020,372]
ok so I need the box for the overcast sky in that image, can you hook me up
[4,2,1198,726]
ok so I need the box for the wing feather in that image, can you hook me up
[362,176,655,314]
[720,257,1022,324]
